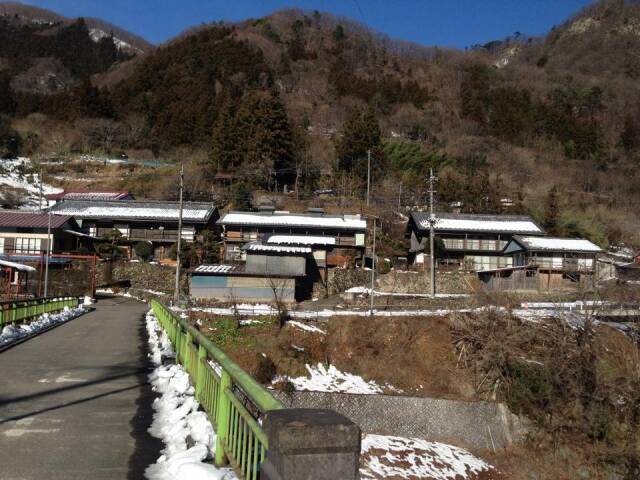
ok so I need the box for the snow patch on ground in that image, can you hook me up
[286,320,326,335]
[360,434,497,480]
[0,305,87,347]
[188,304,489,319]
[145,311,237,480]
[273,363,399,394]
[345,287,468,298]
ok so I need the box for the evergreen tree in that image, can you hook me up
[210,99,240,172]
[543,185,560,235]
[335,106,383,178]
[236,92,295,179]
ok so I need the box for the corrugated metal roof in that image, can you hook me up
[411,212,544,235]
[0,211,72,229]
[193,264,238,273]
[49,199,217,223]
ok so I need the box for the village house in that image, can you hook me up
[0,211,81,257]
[48,199,219,259]
[189,242,315,303]
[478,236,602,291]
[407,212,545,271]
[217,209,367,277]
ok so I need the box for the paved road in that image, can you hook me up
[0,297,161,480]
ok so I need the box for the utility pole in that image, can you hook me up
[39,168,43,210]
[369,217,376,316]
[428,169,437,297]
[43,209,52,297]
[174,163,184,305]
[366,149,371,207]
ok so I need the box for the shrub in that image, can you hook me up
[134,241,153,261]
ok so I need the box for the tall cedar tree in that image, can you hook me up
[210,91,295,183]
[543,185,561,235]
[236,92,295,176]
[209,99,241,173]
[335,107,384,179]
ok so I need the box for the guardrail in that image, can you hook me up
[150,300,283,479]
[0,296,80,327]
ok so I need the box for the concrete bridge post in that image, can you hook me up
[260,408,361,480]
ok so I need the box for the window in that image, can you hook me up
[88,225,97,237]
[181,227,196,242]
[0,237,4,254]
[15,238,42,253]
[442,237,464,250]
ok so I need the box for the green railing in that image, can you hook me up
[150,300,283,479]
[0,296,80,327]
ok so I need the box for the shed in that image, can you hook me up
[0,258,36,298]
[189,264,304,303]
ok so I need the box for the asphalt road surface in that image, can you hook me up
[0,297,161,480]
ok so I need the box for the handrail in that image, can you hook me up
[151,300,282,413]
[150,300,282,478]
[0,296,80,327]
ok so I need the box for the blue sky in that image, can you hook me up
[19,0,593,48]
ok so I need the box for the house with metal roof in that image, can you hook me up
[478,236,602,292]
[49,199,219,259]
[217,210,366,269]
[407,212,546,271]
[0,211,81,257]
[505,235,602,273]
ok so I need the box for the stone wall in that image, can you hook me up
[271,391,529,450]
[97,260,185,295]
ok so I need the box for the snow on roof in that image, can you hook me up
[193,265,237,273]
[0,258,36,272]
[219,212,366,230]
[514,236,602,252]
[412,212,544,234]
[266,235,336,246]
[50,200,216,222]
[243,243,312,254]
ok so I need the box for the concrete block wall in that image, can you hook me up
[272,391,529,450]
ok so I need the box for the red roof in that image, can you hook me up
[45,190,131,201]
[0,211,73,229]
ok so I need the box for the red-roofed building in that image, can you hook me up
[45,189,133,206]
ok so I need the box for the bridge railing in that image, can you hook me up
[0,296,80,327]
[150,300,283,479]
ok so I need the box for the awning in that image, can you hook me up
[0,259,36,272]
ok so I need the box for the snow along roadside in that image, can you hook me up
[0,304,89,349]
[145,309,238,480]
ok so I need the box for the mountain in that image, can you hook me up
[0,2,152,54]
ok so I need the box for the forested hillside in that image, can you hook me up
[3,0,640,247]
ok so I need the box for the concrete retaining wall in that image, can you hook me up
[271,391,528,450]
